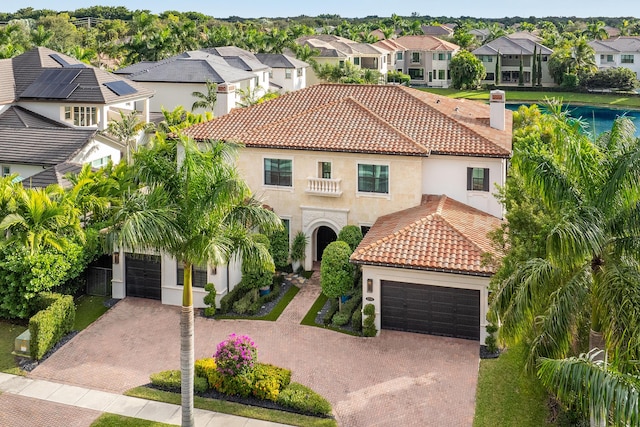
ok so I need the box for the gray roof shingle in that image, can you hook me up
[23,162,83,189]
[0,127,96,166]
[472,36,553,56]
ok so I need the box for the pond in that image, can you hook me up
[506,103,640,137]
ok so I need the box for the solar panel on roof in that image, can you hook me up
[49,53,85,69]
[103,81,137,96]
[20,69,82,99]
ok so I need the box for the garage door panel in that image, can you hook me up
[125,254,162,300]
[381,280,480,341]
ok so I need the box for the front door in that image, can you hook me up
[316,226,337,261]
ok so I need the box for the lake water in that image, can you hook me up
[506,103,640,137]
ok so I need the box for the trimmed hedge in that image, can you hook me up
[322,298,339,325]
[252,363,292,401]
[363,303,377,337]
[195,357,216,378]
[150,370,208,393]
[233,288,259,314]
[219,282,250,313]
[351,309,362,332]
[277,382,333,416]
[331,290,362,327]
[29,293,75,360]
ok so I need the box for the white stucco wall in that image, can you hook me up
[71,138,122,166]
[422,155,506,219]
[2,164,47,182]
[361,264,491,342]
[594,52,640,78]
[270,68,307,93]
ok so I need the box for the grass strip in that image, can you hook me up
[421,88,640,109]
[91,413,175,427]
[215,284,299,321]
[74,295,109,331]
[125,386,337,427]
[0,320,25,375]
[300,293,361,336]
[474,343,552,427]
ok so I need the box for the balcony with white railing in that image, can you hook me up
[306,177,342,197]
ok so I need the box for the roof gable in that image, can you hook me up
[351,195,502,275]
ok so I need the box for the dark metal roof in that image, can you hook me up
[0,106,70,128]
[254,53,309,69]
[22,162,83,189]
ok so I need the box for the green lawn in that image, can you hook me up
[0,320,26,375]
[474,343,552,427]
[91,414,175,427]
[126,386,337,427]
[74,295,109,331]
[421,88,640,109]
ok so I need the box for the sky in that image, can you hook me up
[3,0,640,19]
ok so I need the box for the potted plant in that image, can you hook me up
[290,231,308,273]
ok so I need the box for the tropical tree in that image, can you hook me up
[191,80,217,113]
[582,20,608,40]
[449,50,485,89]
[105,110,148,163]
[492,103,640,424]
[106,134,282,427]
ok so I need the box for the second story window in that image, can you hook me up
[411,52,420,63]
[622,54,634,64]
[264,158,292,187]
[319,161,331,179]
[358,164,388,194]
[354,57,360,66]
[467,167,490,192]
[65,106,97,127]
[285,69,292,79]
[297,68,303,77]
[396,52,403,61]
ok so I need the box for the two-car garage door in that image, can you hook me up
[381,280,480,340]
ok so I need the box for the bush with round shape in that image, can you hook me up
[337,225,363,252]
[195,357,216,379]
[150,370,208,393]
[277,382,333,416]
[363,303,377,337]
[203,283,217,317]
[320,241,355,305]
[214,333,258,376]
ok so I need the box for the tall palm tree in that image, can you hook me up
[492,105,640,425]
[105,110,148,164]
[191,80,217,113]
[582,20,609,40]
[106,134,282,427]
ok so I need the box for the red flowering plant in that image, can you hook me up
[214,333,258,376]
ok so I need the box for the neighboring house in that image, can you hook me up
[473,36,554,85]
[421,25,454,38]
[375,35,460,87]
[469,28,491,44]
[254,53,309,93]
[296,35,390,85]
[138,84,513,342]
[115,48,270,117]
[589,37,640,79]
[0,106,119,184]
[0,48,153,182]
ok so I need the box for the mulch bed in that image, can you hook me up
[479,345,501,359]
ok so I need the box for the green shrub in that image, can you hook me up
[203,283,216,316]
[290,231,308,264]
[277,382,332,416]
[29,294,75,360]
[269,228,290,270]
[212,372,255,397]
[233,288,259,314]
[195,357,216,379]
[150,370,208,393]
[331,311,351,326]
[323,298,339,325]
[386,70,411,85]
[219,282,250,313]
[320,241,354,301]
[351,309,362,332]
[362,303,377,337]
[252,363,291,401]
[337,225,363,252]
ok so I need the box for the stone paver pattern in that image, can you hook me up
[30,276,479,427]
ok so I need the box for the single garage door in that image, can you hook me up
[125,253,161,300]
[381,280,480,340]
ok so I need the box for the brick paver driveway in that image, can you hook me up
[31,281,479,427]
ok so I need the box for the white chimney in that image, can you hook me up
[215,83,236,117]
[489,90,506,131]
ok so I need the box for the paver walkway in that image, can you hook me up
[0,372,290,427]
[276,271,321,325]
[29,278,480,427]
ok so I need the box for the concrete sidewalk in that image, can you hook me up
[0,372,291,427]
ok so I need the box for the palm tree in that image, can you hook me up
[492,105,640,424]
[191,80,217,113]
[105,111,148,163]
[582,20,608,40]
[106,134,282,427]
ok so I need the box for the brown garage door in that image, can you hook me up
[125,253,161,300]
[381,280,480,340]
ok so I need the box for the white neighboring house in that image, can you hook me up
[114,47,272,117]
[589,37,640,79]
[0,47,154,183]
[254,53,309,93]
[175,84,512,342]
[375,35,460,87]
[295,34,390,85]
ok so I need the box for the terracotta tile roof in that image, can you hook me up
[351,195,503,275]
[185,84,512,158]
[392,35,459,51]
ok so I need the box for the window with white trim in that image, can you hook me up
[177,263,208,288]
[264,158,292,187]
[65,106,97,127]
[396,52,403,61]
[285,69,292,79]
[358,164,388,194]
[354,57,360,65]
[467,167,490,191]
[91,155,112,168]
[622,54,634,64]
[1,165,10,177]
[318,161,331,179]
[411,52,420,63]
[297,68,303,77]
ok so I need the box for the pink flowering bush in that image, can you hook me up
[214,333,258,376]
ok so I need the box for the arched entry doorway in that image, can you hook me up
[316,226,337,261]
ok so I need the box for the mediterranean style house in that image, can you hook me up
[589,37,640,79]
[472,36,554,86]
[374,35,460,87]
[158,84,512,342]
[295,35,390,85]
[0,47,153,184]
